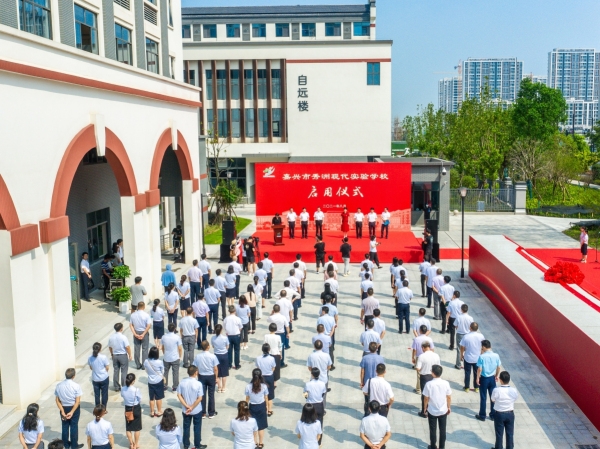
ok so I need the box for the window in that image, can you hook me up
[143,4,157,25]
[167,0,172,26]
[115,23,132,65]
[87,208,110,263]
[231,109,240,138]
[271,69,281,99]
[203,24,216,38]
[412,182,439,213]
[245,108,255,138]
[183,69,195,85]
[257,69,267,99]
[19,0,52,39]
[206,109,214,134]
[353,22,370,36]
[75,4,98,54]
[302,23,316,37]
[145,38,159,73]
[244,69,254,100]
[367,62,380,85]
[218,109,228,137]
[272,108,281,137]
[226,24,240,38]
[231,69,240,100]
[182,24,191,38]
[258,108,268,137]
[170,56,175,79]
[216,69,226,100]
[252,23,266,37]
[325,22,341,36]
[275,23,289,37]
[208,157,247,193]
[205,70,213,100]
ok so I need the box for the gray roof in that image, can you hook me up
[182,4,370,21]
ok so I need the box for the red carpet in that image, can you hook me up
[526,248,600,299]
[251,230,467,263]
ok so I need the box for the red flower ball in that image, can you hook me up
[544,261,585,285]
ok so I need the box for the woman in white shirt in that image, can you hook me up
[245,284,258,334]
[236,296,252,350]
[86,405,114,449]
[212,324,230,393]
[144,346,165,417]
[164,282,179,327]
[154,408,182,449]
[18,404,44,449]
[295,403,322,449]
[245,369,270,448]
[151,299,166,348]
[225,265,238,307]
[230,401,258,449]
[121,373,142,449]
[177,275,191,318]
[88,343,110,408]
[252,277,264,319]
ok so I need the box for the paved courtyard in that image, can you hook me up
[1,254,598,448]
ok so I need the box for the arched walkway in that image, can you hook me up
[150,129,195,191]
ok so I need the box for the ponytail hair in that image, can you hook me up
[92,342,101,358]
[93,404,105,422]
[125,373,136,387]
[153,298,160,312]
[21,403,39,432]
[251,368,264,394]
[236,401,251,421]
[215,324,223,336]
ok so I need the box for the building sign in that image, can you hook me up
[298,75,309,112]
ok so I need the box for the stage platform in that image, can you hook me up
[251,229,467,263]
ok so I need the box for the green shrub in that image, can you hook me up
[112,265,131,280]
[111,286,132,303]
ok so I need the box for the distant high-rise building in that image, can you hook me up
[438,77,460,113]
[547,48,599,133]
[523,73,547,85]
[462,57,523,103]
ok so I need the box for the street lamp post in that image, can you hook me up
[459,187,468,278]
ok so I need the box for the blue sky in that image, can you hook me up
[181,0,600,119]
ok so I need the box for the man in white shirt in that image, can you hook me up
[372,309,386,355]
[460,322,485,392]
[380,207,391,239]
[423,365,451,449]
[306,340,332,406]
[362,363,394,417]
[413,308,432,337]
[179,307,200,368]
[419,258,431,298]
[275,290,294,330]
[446,290,464,351]
[360,273,374,299]
[293,260,306,301]
[287,208,297,239]
[223,305,242,370]
[360,289,379,329]
[228,258,243,299]
[55,368,84,449]
[360,254,375,279]
[161,323,183,391]
[354,208,365,239]
[317,307,337,358]
[416,341,440,416]
[204,279,221,333]
[214,269,227,320]
[395,280,413,334]
[198,254,211,293]
[360,320,382,355]
[80,252,92,302]
[425,259,438,308]
[437,276,455,335]
[430,268,445,320]
[267,304,290,366]
[491,371,519,449]
[176,365,206,449]
[187,259,203,302]
[367,208,378,237]
[255,262,268,301]
[314,207,325,236]
[300,207,310,239]
[129,302,152,369]
[261,253,274,299]
[359,401,391,449]
[454,302,474,369]
[107,322,132,391]
[193,340,219,419]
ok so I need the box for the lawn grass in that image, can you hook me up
[563,224,600,241]
[526,180,600,211]
[203,217,252,244]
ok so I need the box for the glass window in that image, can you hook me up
[217,109,228,138]
[75,4,98,54]
[302,23,316,37]
[115,23,132,65]
[367,62,380,85]
[244,69,254,100]
[412,182,439,212]
[325,22,341,36]
[230,69,240,100]
[245,108,254,138]
[272,108,281,137]
[216,69,226,100]
[252,23,266,37]
[168,0,172,26]
[353,22,370,36]
[86,208,110,263]
[275,23,289,37]
[203,24,216,38]
[145,37,159,74]
[231,109,240,138]
[258,108,268,137]
[183,69,195,85]
[205,70,213,100]
[182,24,191,38]
[206,109,214,134]
[271,69,281,99]
[226,23,240,38]
[257,69,267,99]
[19,0,52,39]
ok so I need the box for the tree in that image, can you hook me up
[589,119,600,152]
[212,180,243,223]
[401,104,453,156]
[508,138,550,189]
[546,134,583,200]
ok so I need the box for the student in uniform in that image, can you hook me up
[193,340,219,419]
[129,302,152,369]
[161,323,183,392]
[237,296,252,350]
[88,343,110,408]
[245,369,270,448]
[295,403,322,449]
[255,344,277,416]
[151,299,166,349]
[177,275,192,318]
[176,366,206,449]
[303,368,327,446]
[225,266,238,308]
[198,255,212,293]
[179,307,199,368]
[230,401,259,449]
[144,346,165,418]
[260,252,274,299]
[245,285,258,334]
[192,293,210,347]
[164,283,180,327]
[224,305,243,370]
[107,323,131,392]
[85,405,114,449]
[252,276,264,319]
[204,279,221,333]
[211,324,230,393]
[154,409,183,449]
[18,404,45,449]
[214,269,228,320]
[264,323,283,383]
[54,368,83,449]
[121,373,142,449]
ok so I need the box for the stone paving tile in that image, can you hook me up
[1,260,598,449]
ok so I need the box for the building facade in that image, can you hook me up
[0,0,202,407]
[438,76,460,113]
[180,2,392,201]
[523,73,547,85]
[462,57,523,103]
[547,48,599,134]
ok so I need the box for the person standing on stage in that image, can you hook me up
[300,208,310,239]
[354,208,365,239]
[314,208,325,237]
[287,208,297,239]
[314,236,326,274]
[367,208,378,237]
[380,208,390,239]
[340,207,350,240]
[271,213,282,226]
[369,235,381,269]
[340,238,352,277]
[580,226,589,263]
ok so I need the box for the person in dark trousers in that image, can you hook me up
[491,371,518,449]
[476,340,502,422]
[176,366,206,449]
[100,254,113,299]
[423,365,451,449]
[354,208,364,239]
[193,340,219,419]
[54,368,84,449]
[80,252,92,302]
[287,208,297,239]
[300,207,309,239]
[314,236,326,273]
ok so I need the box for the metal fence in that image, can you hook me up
[450,188,515,212]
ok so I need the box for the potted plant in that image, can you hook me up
[112,265,131,281]
[112,286,131,314]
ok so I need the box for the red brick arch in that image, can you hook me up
[149,129,195,192]
[0,175,21,231]
[0,175,40,255]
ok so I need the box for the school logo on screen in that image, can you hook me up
[262,166,276,178]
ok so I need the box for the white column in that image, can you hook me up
[182,181,201,261]
[121,197,153,294]
[147,205,163,300]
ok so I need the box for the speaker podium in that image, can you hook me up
[272,224,285,246]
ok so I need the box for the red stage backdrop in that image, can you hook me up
[254,162,412,231]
